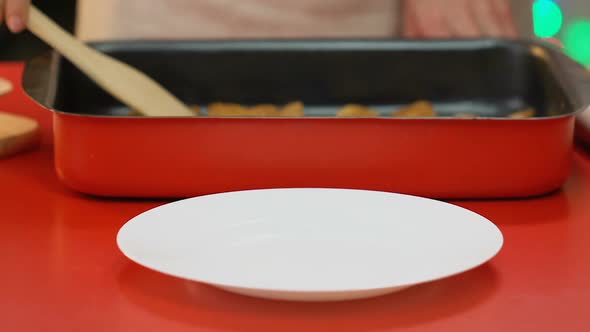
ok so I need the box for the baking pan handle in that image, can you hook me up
[21,50,57,109]
[553,51,590,146]
[551,49,590,113]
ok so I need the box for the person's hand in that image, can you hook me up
[1,0,31,33]
[403,0,518,38]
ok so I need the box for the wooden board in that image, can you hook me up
[0,112,40,158]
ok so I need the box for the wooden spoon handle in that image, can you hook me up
[26,6,194,117]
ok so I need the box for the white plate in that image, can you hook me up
[117,188,503,302]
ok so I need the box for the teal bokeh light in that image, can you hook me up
[533,0,564,38]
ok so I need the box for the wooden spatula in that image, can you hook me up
[26,5,194,117]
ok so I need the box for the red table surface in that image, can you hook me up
[1,62,590,332]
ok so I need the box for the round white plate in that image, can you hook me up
[117,188,503,302]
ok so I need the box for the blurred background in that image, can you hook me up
[0,0,587,67]
[532,0,590,67]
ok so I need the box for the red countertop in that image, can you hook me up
[1,63,589,332]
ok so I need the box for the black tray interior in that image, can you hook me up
[47,39,572,118]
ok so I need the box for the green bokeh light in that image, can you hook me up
[563,20,590,66]
[533,0,564,38]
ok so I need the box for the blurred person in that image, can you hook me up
[1,0,528,40]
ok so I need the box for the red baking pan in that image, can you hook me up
[22,39,590,199]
